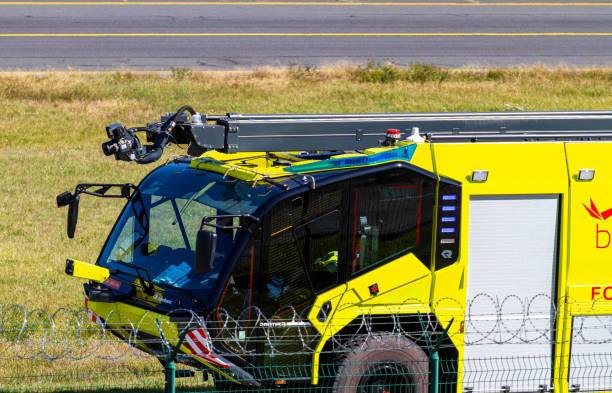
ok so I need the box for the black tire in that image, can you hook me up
[332,334,429,393]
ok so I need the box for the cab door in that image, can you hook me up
[216,182,348,378]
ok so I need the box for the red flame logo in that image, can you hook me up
[583,199,612,220]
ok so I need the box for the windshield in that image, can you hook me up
[97,162,283,297]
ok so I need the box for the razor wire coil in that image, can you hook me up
[0,293,610,361]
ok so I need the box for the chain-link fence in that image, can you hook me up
[1,295,610,393]
[1,353,611,393]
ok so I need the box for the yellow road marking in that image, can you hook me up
[2,1,612,5]
[1,32,611,36]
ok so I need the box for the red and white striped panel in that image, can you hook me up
[185,328,230,369]
[87,309,105,328]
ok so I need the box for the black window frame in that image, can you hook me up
[208,161,441,307]
[347,166,437,279]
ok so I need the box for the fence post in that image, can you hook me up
[165,357,176,393]
[418,314,454,393]
[430,349,439,393]
[156,319,191,393]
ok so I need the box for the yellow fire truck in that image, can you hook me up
[58,106,612,392]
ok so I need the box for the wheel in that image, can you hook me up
[332,334,429,393]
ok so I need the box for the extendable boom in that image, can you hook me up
[102,108,612,163]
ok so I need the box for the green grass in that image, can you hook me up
[1,64,612,308]
[0,63,611,390]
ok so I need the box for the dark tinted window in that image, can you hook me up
[260,188,343,314]
[217,242,257,319]
[351,169,435,275]
[294,210,341,293]
[213,237,260,356]
[260,223,312,317]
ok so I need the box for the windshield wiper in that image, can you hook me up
[111,261,194,297]
[172,182,215,225]
[115,261,155,295]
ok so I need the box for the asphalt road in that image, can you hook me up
[1,1,612,70]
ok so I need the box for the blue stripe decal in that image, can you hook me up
[284,144,418,174]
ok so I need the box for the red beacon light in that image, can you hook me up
[385,128,401,146]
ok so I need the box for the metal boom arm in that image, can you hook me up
[103,109,612,162]
[213,111,612,152]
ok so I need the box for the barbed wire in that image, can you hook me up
[0,293,610,361]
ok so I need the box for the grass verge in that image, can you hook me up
[0,63,611,390]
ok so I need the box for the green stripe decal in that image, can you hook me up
[284,144,417,174]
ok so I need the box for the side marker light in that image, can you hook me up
[578,169,595,181]
[471,170,488,182]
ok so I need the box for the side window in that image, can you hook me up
[215,238,259,355]
[110,215,135,263]
[261,211,313,316]
[351,168,435,275]
[294,210,341,293]
[260,187,344,314]
[217,241,258,319]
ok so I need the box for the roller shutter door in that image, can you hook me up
[463,195,559,392]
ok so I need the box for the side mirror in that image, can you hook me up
[67,195,80,239]
[194,229,217,274]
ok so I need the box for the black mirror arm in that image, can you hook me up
[57,183,141,239]
[75,183,138,199]
[57,183,138,208]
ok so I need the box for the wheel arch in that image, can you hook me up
[316,312,458,390]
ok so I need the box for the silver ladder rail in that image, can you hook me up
[201,110,612,152]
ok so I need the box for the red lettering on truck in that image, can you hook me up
[597,224,611,248]
[591,286,612,300]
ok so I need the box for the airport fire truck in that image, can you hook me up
[58,106,612,392]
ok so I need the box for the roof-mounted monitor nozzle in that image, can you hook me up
[406,127,425,143]
[101,105,201,164]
